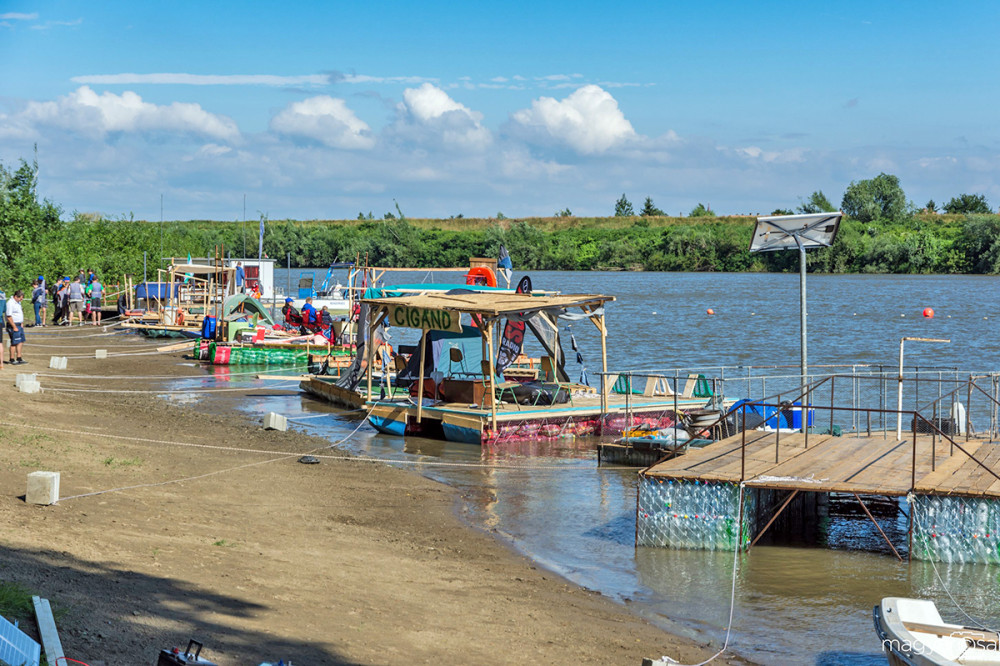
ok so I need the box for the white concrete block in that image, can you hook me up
[48,356,67,370]
[14,372,36,388]
[264,412,287,431]
[19,380,40,394]
[95,349,108,359]
[26,471,59,505]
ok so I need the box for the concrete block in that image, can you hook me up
[48,356,67,370]
[14,372,36,388]
[26,471,59,505]
[264,412,287,431]
[19,380,40,394]
[95,349,108,359]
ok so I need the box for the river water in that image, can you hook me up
[205,270,1000,665]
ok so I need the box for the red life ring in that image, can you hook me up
[465,266,497,287]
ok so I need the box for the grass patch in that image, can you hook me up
[102,456,142,468]
[212,539,236,548]
[18,458,42,468]
[0,581,35,621]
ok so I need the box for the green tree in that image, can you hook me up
[943,193,991,214]
[689,203,714,217]
[925,200,937,213]
[797,190,835,214]
[555,208,573,217]
[770,208,794,216]
[840,173,907,222]
[614,194,634,217]
[640,196,664,216]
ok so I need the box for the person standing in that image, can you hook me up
[53,278,67,325]
[30,280,46,327]
[235,261,245,293]
[6,290,26,364]
[89,275,104,325]
[68,275,85,326]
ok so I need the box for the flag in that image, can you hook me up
[258,217,265,260]
[497,245,513,285]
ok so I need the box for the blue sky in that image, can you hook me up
[2,1,999,221]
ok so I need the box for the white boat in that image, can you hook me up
[290,262,355,315]
[874,597,1000,665]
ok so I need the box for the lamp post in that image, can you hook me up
[897,337,950,440]
[749,212,843,397]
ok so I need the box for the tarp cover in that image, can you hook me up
[396,326,484,386]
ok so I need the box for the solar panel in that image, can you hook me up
[749,212,843,253]
[0,613,40,666]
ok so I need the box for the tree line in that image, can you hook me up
[2,159,1000,294]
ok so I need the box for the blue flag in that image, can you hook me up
[497,245,512,285]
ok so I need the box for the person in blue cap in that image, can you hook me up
[281,297,301,326]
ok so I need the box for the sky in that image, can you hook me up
[2,1,999,221]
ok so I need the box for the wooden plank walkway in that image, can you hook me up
[644,431,1000,498]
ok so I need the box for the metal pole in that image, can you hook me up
[798,239,808,401]
[143,251,147,284]
[287,252,291,298]
[242,194,247,258]
[159,193,164,269]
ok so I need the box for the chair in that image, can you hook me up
[448,347,475,378]
[481,361,520,408]
[539,356,574,405]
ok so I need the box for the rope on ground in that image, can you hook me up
[907,495,996,631]
[0,420,598,474]
[32,367,305,381]
[41,382,300,395]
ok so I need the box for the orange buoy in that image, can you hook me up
[923,308,935,318]
[706,308,715,315]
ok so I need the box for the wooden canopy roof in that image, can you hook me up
[360,291,613,318]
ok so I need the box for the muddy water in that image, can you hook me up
[210,270,1000,664]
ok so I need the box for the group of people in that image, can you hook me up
[1,269,107,369]
[33,270,105,328]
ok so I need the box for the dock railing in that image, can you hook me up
[726,373,1000,487]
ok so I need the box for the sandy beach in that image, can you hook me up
[0,326,746,665]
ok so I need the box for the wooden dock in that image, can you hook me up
[643,430,1000,498]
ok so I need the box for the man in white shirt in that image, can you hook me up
[6,290,26,365]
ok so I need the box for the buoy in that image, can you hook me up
[706,308,715,315]
[923,307,934,318]
[901,314,905,317]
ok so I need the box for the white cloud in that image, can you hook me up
[0,12,38,20]
[269,96,375,150]
[392,83,491,151]
[73,73,331,86]
[6,86,238,141]
[510,84,636,154]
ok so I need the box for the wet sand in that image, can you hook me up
[0,326,749,665]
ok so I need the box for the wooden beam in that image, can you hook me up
[32,596,64,666]
[416,329,427,423]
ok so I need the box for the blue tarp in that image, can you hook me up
[136,282,177,299]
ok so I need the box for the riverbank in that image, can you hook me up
[0,328,748,665]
